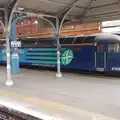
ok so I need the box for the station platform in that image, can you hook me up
[0,66,119,120]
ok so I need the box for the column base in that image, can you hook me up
[56,72,62,78]
[5,80,13,86]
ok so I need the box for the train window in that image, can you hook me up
[21,39,54,47]
[64,37,74,44]
[108,43,120,52]
[97,43,103,52]
[83,36,95,44]
[74,37,84,44]
[59,38,66,44]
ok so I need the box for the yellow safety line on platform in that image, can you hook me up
[0,89,118,120]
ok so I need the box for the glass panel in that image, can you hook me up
[74,37,84,44]
[97,43,104,52]
[64,37,74,44]
[59,38,67,44]
[20,38,54,47]
[83,36,95,43]
[108,43,120,52]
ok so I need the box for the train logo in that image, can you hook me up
[61,49,74,65]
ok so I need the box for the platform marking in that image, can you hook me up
[0,89,118,120]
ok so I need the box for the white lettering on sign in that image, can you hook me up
[11,41,21,47]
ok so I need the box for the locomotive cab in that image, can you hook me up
[94,33,120,72]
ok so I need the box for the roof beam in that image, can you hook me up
[8,0,20,25]
[82,11,120,19]
[39,0,86,10]
[76,0,94,19]
[90,2,120,9]
[0,5,4,11]
[57,0,81,34]
[16,5,58,18]
[0,8,4,11]
[16,10,56,18]
[118,0,120,4]
[39,0,69,6]
[57,0,80,17]
[77,11,120,23]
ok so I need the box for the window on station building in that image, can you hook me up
[108,43,120,52]
[97,43,104,52]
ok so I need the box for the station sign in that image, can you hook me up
[11,41,21,48]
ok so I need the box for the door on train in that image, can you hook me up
[95,43,107,71]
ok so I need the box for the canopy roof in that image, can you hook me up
[0,0,120,23]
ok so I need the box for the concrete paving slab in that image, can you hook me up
[0,66,119,120]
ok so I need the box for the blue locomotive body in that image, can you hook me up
[0,33,120,73]
[19,45,96,71]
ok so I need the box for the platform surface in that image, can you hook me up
[0,67,120,120]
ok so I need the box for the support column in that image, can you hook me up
[12,23,16,40]
[56,17,62,78]
[11,22,20,73]
[4,8,13,86]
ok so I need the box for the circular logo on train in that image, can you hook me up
[61,49,73,65]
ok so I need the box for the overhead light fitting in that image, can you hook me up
[35,20,38,24]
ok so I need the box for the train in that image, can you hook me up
[0,33,120,74]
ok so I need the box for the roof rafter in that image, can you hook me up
[57,0,80,17]
[76,0,94,20]
[0,0,120,26]
[8,0,19,24]
[0,7,4,11]
[39,0,69,6]
[0,4,4,11]
[90,2,120,9]
[76,11,120,23]
[58,0,81,34]
[40,0,86,13]
[16,9,56,18]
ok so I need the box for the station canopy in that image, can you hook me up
[0,0,120,24]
